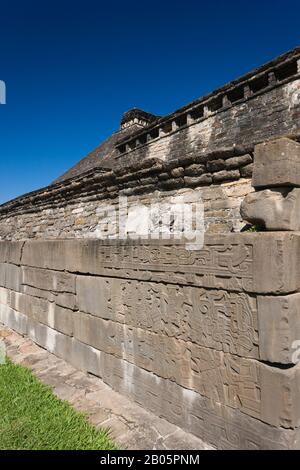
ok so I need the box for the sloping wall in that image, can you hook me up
[1,48,300,240]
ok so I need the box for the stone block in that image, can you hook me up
[69,337,102,377]
[212,170,240,183]
[260,361,300,428]
[120,280,259,358]
[22,285,77,310]
[0,302,28,335]
[258,293,300,364]
[184,174,212,186]
[184,164,205,176]
[207,159,225,172]
[225,154,252,170]
[22,266,76,293]
[0,263,22,291]
[99,351,300,449]
[252,138,300,188]
[241,188,300,230]
[73,312,121,357]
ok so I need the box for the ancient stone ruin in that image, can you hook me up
[1,46,300,449]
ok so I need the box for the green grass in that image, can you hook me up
[0,359,117,450]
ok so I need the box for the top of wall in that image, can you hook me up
[2,45,300,216]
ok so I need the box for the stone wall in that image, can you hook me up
[1,48,300,240]
[1,234,300,449]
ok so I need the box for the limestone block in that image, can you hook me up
[258,293,300,364]
[0,241,24,264]
[241,188,300,230]
[184,164,205,176]
[76,276,119,320]
[0,263,22,291]
[22,240,70,271]
[71,309,299,427]
[69,337,102,378]
[52,305,74,337]
[260,361,300,428]
[252,138,300,188]
[10,291,49,320]
[73,312,122,357]
[18,234,300,294]
[99,351,300,450]
[0,286,10,306]
[240,163,253,178]
[120,280,259,358]
[184,174,212,186]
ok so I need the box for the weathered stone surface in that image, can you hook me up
[258,293,300,364]
[3,232,300,447]
[9,291,74,337]
[0,263,22,291]
[240,163,253,178]
[22,285,77,310]
[207,159,225,172]
[184,174,212,186]
[1,49,300,450]
[76,276,116,320]
[2,291,300,448]
[260,362,300,428]
[99,353,300,450]
[212,170,240,183]
[184,164,205,176]
[225,154,252,170]
[0,176,250,241]
[20,233,300,294]
[0,241,24,264]
[252,138,300,188]
[241,188,300,231]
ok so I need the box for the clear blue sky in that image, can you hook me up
[0,0,300,203]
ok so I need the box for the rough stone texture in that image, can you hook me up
[0,324,212,450]
[1,49,300,450]
[241,188,300,230]
[1,236,300,448]
[0,169,252,240]
[19,233,300,294]
[2,48,300,241]
[252,138,300,188]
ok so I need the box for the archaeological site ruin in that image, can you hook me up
[2,46,300,449]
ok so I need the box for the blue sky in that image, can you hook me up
[0,0,300,203]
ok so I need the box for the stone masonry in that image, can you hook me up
[2,47,300,239]
[1,224,300,448]
[1,48,300,450]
